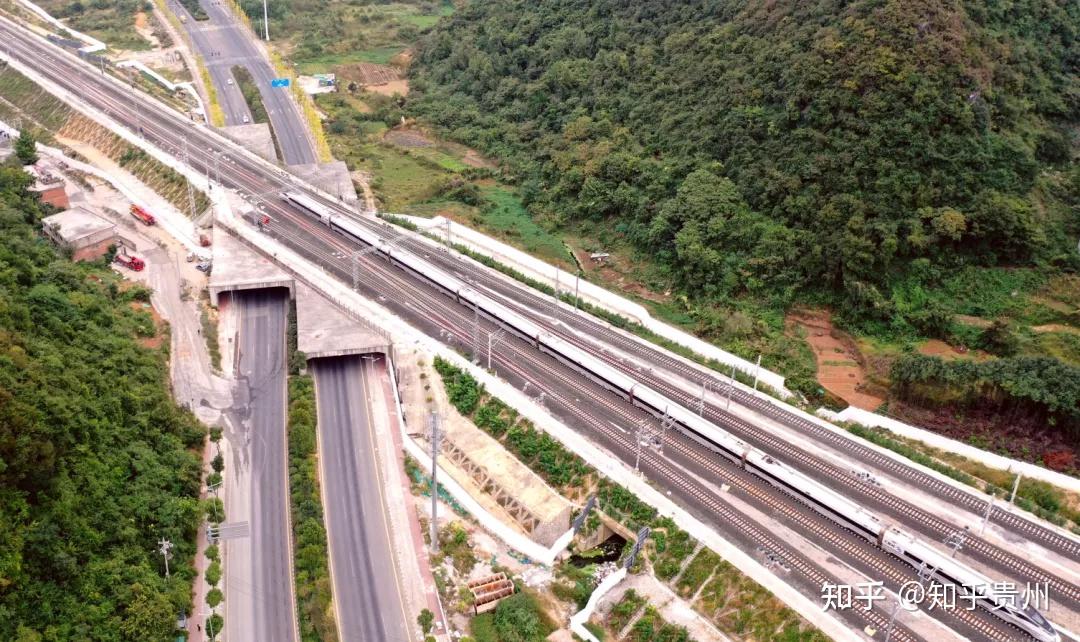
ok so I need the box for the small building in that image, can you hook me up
[27,164,70,210]
[42,207,118,261]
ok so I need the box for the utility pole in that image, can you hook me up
[130,79,143,138]
[471,301,480,364]
[727,362,736,410]
[752,354,762,393]
[487,329,506,370]
[883,598,902,642]
[945,528,967,558]
[1009,470,1023,504]
[633,410,674,474]
[262,0,270,41]
[573,272,580,314]
[552,270,560,319]
[182,138,197,219]
[428,412,442,552]
[979,496,994,536]
[444,218,451,250]
[698,380,715,416]
[157,537,173,578]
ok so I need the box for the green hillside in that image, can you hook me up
[0,166,202,639]
[409,0,1078,322]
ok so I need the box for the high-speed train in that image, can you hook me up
[282,191,1059,642]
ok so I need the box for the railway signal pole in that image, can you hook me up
[471,301,480,364]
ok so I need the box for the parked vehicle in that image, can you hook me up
[114,253,145,271]
[130,204,156,226]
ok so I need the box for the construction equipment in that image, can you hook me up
[130,204,156,226]
[115,252,145,271]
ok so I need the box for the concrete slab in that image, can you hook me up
[290,160,358,203]
[296,281,389,358]
[221,123,277,163]
[208,226,294,305]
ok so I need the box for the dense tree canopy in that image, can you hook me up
[0,166,202,639]
[409,0,1078,318]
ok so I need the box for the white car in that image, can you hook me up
[227,78,234,85]
[242,115,249,124]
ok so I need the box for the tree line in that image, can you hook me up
[0,165,202,640]
[407,0,1079,325]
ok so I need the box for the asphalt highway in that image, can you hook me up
[169,0,317,164]
[0,22,1060,640]
[232,288,298,642]
[311,356,411,642]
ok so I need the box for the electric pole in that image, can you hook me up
[428,412,442,552]
[945,528,967,558]
[1009,470,1023,504]
[552,270,560,319]
[182,138,197,219]
[752,354,762,393]
[979,496,994,536]
[727,362,736,410]
[487,329,506,370]
[471,301,480,364]
[633,410,674,474]
[573,272,580,314]
[158,537,173,577]
[262,0,270,41]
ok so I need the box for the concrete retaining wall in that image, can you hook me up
[821,406,1080,494]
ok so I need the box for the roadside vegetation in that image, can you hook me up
[36,0,154,51]
[0,163,203,639]
[236,0,452,73]
[431,356,824,641]
[0,66,211,215]
[287,374,337,642]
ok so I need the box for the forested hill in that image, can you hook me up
[409,0,1079,318]
[0,166,202,639]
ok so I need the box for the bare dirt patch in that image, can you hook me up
[953,314,992,329]
[338,62,401,86]
[916,339,991,360]
[569,244,670,304]
[788,309,885,411]
[461,148,495,169]
[1032,323,1080,336]
[384,128,434,148]
[365,79,410,96]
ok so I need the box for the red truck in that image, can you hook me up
[115,253,145,271]
[130,204,156,226]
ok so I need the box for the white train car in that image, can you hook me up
[282,191,1059,642]
[884,530,1058,642]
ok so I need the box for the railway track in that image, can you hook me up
[0,25,1054,640]
[388,234,1080,563]
[260,209,1028,641]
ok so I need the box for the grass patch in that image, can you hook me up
[199,296,222,371]
[287,375,338,641]
[430,357,825,640]
[38,0,153,51]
